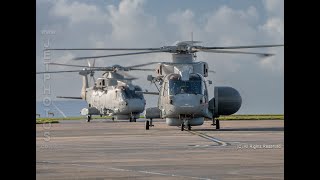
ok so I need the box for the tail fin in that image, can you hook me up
[80,74,89,100]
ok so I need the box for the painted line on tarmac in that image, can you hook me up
[37,161,215,180]
[187,130,229,146]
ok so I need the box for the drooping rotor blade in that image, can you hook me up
[135,91,159,95]
[73,50,167,60]
[57,96,82,99]
[36,69,110,74]
[197,44,283,50]
[209,70,216,73]
[36,70,86,74]
[48,62,113,70]
[123,77,138,81]
[47,62,93,68]
[46,48,160,51]
[118,71,137,80]
[195,49,274,57]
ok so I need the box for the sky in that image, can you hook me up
[36,0,284,114]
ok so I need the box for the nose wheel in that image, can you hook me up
[181,124,191,131]
[211,118,220,129]
[87,115,91,122]
[181,124,185,131]
[145,118,154,130]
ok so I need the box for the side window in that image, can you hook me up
[203,81,208,102]
[163,82,168,96]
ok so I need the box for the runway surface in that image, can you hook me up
[36,119,284,179]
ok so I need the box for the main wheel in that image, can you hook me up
[216,119,220,129]
[188,125,191,130]
[145,120,150,130]
[181,124,185,131]
[87,115,91,122]
[133,118,137,122]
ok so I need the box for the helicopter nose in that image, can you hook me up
[170,94,207,114]
[126,99,145,112]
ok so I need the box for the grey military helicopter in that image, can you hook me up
[45,41,283,130]
[37,60,157,122]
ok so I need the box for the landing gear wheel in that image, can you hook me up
[87,115,91,122]
[188,125,191,131]
[145,120,150,130]
[129,118,132,122]
[216,119,220,129]
[150,118,153,127]
[133,118,137,122]
[112,117,115,121]
[181,124,185,131]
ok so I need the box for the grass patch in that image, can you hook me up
[36,119,59,124]
[216,114,284,120]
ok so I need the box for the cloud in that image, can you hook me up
[258,0,284,71]
[262,0,284,18]
[37,0,284,114]
[50,0,109,25]
[107,0,162,46]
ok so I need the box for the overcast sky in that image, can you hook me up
[36,0,284,114]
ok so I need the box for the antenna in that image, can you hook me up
[191,31,197,60]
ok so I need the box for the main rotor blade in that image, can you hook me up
[195,49,274,57]
[126,62,160,68]
[36,70,84,74]
[47,62,92,68]
[57,96,82,99]
[118,71,136,79]
[73,50,167,60]
[36,69,110,74]
[130,68,154,71]
[198,44,283,50]
[46,48,160,51]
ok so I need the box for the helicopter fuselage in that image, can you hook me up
[145,53,242,129]
[83,83,146,120]
[158,73,211,126]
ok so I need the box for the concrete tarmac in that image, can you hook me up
[36,119,284,180]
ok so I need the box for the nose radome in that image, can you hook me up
[127,99,145,112]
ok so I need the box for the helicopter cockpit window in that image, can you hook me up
[169,74,202,95]
[122,86,143,99]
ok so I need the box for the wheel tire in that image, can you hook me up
[133,118,137,122]
[129,118,132,122]
[188,125,191,131]
[145,120,150,130]
[181,124,184,131]
[87,115,91,122]
[216,120,220,129]
[112,117,114,121]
